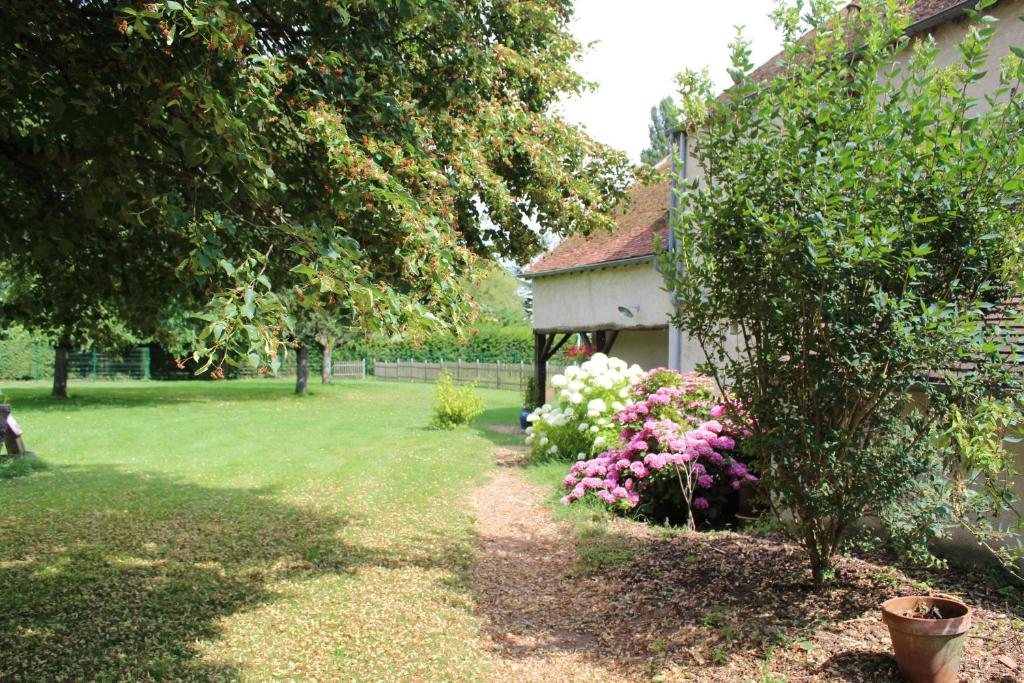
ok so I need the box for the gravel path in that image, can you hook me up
[469,446,635,682]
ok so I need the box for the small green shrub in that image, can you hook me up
[523,376,538,412]
[429,371,484,429]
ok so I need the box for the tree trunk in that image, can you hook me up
[52,338,71,399]
[295,344,309,395]
[320,341,333,384]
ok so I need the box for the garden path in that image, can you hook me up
[468,443,1024,682]
[469,445,635,682]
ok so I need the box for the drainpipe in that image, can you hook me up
[667,128,687,371]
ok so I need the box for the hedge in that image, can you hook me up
[0,338,51,380]
[0,326,534,380]
[336,326,533,363]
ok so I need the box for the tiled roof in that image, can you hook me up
[524,170,671,276]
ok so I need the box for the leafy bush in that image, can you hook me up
[0,327,52,380]
[663,1,1024,586]
[561,368,756,529]
[525,354,644,461]
[429,371,484,429]
[523,376,539,412]
[337,325,533,365]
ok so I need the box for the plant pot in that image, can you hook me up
[519,410,531,430]
[880,596,971,683]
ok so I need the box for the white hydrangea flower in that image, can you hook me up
[551,375,568,388]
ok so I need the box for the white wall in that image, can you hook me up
[611,328,669,370]
[531,261,673,332]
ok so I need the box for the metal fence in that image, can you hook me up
[67,348,151,381]
[372,359,567,391]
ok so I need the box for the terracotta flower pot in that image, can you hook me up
[881,596,971,683]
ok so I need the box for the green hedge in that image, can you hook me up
[0,338,51,380]
[337,326,533,363]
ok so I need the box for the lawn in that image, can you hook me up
[0,379,520,681]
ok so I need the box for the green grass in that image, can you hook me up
[0,379,519,681]
[524,460,642,575]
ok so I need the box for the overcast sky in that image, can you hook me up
[558,0,785,162]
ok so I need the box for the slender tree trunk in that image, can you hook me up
[295,344,309,395]
[320,340,333,384]
[52,337,71,399]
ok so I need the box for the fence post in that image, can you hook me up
[362,357,366,380]
[496,361,501,389]
[33,341,41,380]
[91,350,98,381]
[142,347,151,380]
[520,360,524,392]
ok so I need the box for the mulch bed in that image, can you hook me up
[470,445,1024,682]
[593,531,1023,681]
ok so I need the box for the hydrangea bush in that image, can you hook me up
[525,353,644,461]
[561,368,756,529]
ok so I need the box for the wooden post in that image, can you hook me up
[534,331,546,408]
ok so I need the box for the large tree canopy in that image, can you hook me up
[0,0,637,372]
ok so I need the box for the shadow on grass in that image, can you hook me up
[471,406,526,448]
[0,463,444,681]
[1,381,303,413]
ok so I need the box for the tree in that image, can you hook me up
[464,263,530,327]
[639,96,682,166]
[663,0,1024,587]
[285,291,357,394]
[0,0,639,379]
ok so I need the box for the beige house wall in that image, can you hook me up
[531,261,673,333]
[909,0,1023,110]
[612,328,670,370]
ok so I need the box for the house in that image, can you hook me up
[524,0,1024,405]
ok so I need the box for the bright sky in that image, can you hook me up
[559,0,785,162]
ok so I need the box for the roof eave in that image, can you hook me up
[906,0,976,36]
[523,254,655,279]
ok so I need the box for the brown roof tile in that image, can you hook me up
[525,173,671,276]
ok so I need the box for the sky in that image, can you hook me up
[558,0,785,162]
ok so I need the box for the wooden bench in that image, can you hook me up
[0,404,33,457]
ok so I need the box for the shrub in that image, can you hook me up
[524,353,644,461]
[561,368,756,529]
[338,325,533,365]
[429,371,484,429]
[662,1,1024,586]
[523,376,539,412]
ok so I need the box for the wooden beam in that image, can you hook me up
[534,332,547,408]
[603,329,619,354]
[544,332,572,362]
